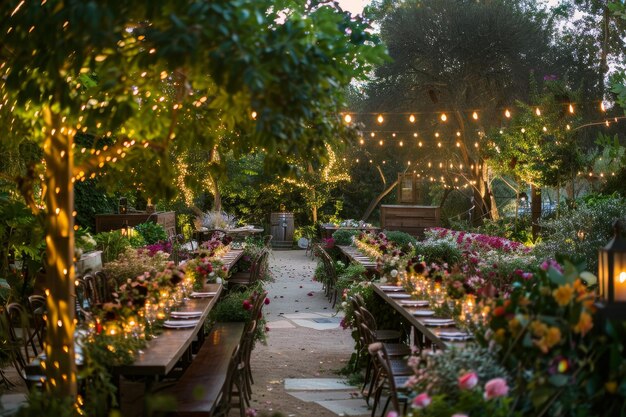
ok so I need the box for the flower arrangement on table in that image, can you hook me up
[354,231,394,260]
[184,256,229,289]
[428,227,532,255]
[199,234,232,258]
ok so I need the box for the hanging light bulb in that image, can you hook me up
[566,124,571,130]
[535,108,541,116]
[344,114,352,123]
[505,109,511,118]
[569,104,574,114]
[399,141,404,147]
[370,132,375,137]
[441,113,447,122]
[438,142,442,147]
[456,141,461,147]
[251,111,257,120]
[413,133,418,137]
[418,141,423,147]
[521,128,526,133]
[409,114,416,123]
[601,101,606,112]
[379,139,384,146]
[359,138,364,145]
[542,126,547,132]
[472,111,478,120]
[377,114,384,124]
[435,132,440,138]
[456,131,461,137]
[392,133,396,137]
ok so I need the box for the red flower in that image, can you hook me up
[493,306,506,317]
[264,297,270,305]
[242,300,252,310]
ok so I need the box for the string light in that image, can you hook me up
[569,104,574,114]
[377,114,384,124]
[535,108,541,116]
[440,113,447,122]
[505,109,511,118]
[344,114,352,123]
[472,111,478,120]
[409,114,416,123]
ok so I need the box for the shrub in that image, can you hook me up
[102,247,170,284]
[535,194,626,273]
[134,222,167,245]
[414,239,463,266]
[332,229,360,246]
[94,230,131,264]
[383,230,417,250]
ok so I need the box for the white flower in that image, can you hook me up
[216,277,223,284]
[341,301,348,308]
[380,277,387,284]
[390,269,398,278]
[209,271,215,277]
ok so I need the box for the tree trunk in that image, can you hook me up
[42,106,77,397]
[600,3,611,96]
[531,184,542,241]
[361,180,399,222]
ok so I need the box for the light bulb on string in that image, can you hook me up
[418,141,423,147]
[440,113,447,122]
[569,104,574,114]
[370,132,375,137]
[435,132,440,138]
[535,108,541,116]
[456,131,461,137]
[392,133,396,137]
[399,141,404,147]
[409,114,416,123]
[344,114,352,123]
[472,111,478,120]
[601,101,606,112]
[413,133,418,137]
[379,140,383,146]
[359,138,364,145]
[505,109,511,118]
[377,114,384,124]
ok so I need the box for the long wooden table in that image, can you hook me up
[337,245,378,271]
[372,283,469,350]
[111,283,222,378]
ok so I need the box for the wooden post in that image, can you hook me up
[42,107,77,398]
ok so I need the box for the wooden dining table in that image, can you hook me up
[372,283,470,350]
[337,245,378,271]
[110,283,223,379]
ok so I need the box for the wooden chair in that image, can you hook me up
[317,247,338,306]
[82,271,116,308]
[27,295,47,349]
[262,235,273,248]
[4,303,45,388]
[229,249,269,287]
[371,343,411,417]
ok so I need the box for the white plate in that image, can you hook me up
[411,309,435,316]
[163,320,199,329]
[422,318,455,326]
[399,300,429,307]
[439,332,472,341]
[170,311,203,319]
[190,292,217,298]
[388,293,412,299]
[380,285,404,291]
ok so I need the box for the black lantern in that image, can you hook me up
[598,221,626,318]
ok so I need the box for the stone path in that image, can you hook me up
[246,250,370,417]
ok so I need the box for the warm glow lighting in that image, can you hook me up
[472,111,478,120]
[344,114,352,123]
[535,108,541,116]
[569,104,574,114]
[601,101,606,112]
[409,114,416,123]
[620,272,626,284]
[377,114,384,124]
[440,113,447,122]
[505,109,511,118]
[251,111,257,120]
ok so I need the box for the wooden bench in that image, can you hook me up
[159,322,246,416]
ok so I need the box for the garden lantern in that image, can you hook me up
[598,221,626,318]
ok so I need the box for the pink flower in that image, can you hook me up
[386,412,398,417]
[458,371,478,390]
[245,409,257,417]
[411,392,431,409]
[242,299,252,311]
[484,378,509,400]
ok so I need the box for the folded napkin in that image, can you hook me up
[388,293,411,299]
[163,319,199,329]
[380,285,403,291]
[190,292,217,298]
[422,318,455,326]
[411,309,435,316]
[170,311,203,319]
[400,299,429,307]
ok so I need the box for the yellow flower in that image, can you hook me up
[494,328,507,343]
[530,320,548,337]
[534,326,561,353]
[553,284,575,307]
[574,311,593,336]
[605,381,618,394]
[508,317,521,334]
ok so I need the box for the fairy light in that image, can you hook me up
[505,109,511,118]
[440,113,447,122]
[535,108,541,116]
[472,111,478,120]
[569,104,574,114]
[344,114,352,123]
[601,101,606,112]
[377,114,384,124]
[409,114,416,123]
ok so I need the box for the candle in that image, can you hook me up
[616,271,626,302]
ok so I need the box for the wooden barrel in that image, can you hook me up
[270,212,295,249]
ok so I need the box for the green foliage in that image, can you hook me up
[134,222,167,245]
[413,240,463,266]
[336,263,367,294]
[332,229,360,246]
[411,389,517,417]
[94,231,131,264]
[209,285,268,345]
[74,179,118,232]
[15,390,79,417]
[103,247,169,284]
[535,194,626,272]
[477,216,534,246]
[382,230,417,250]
